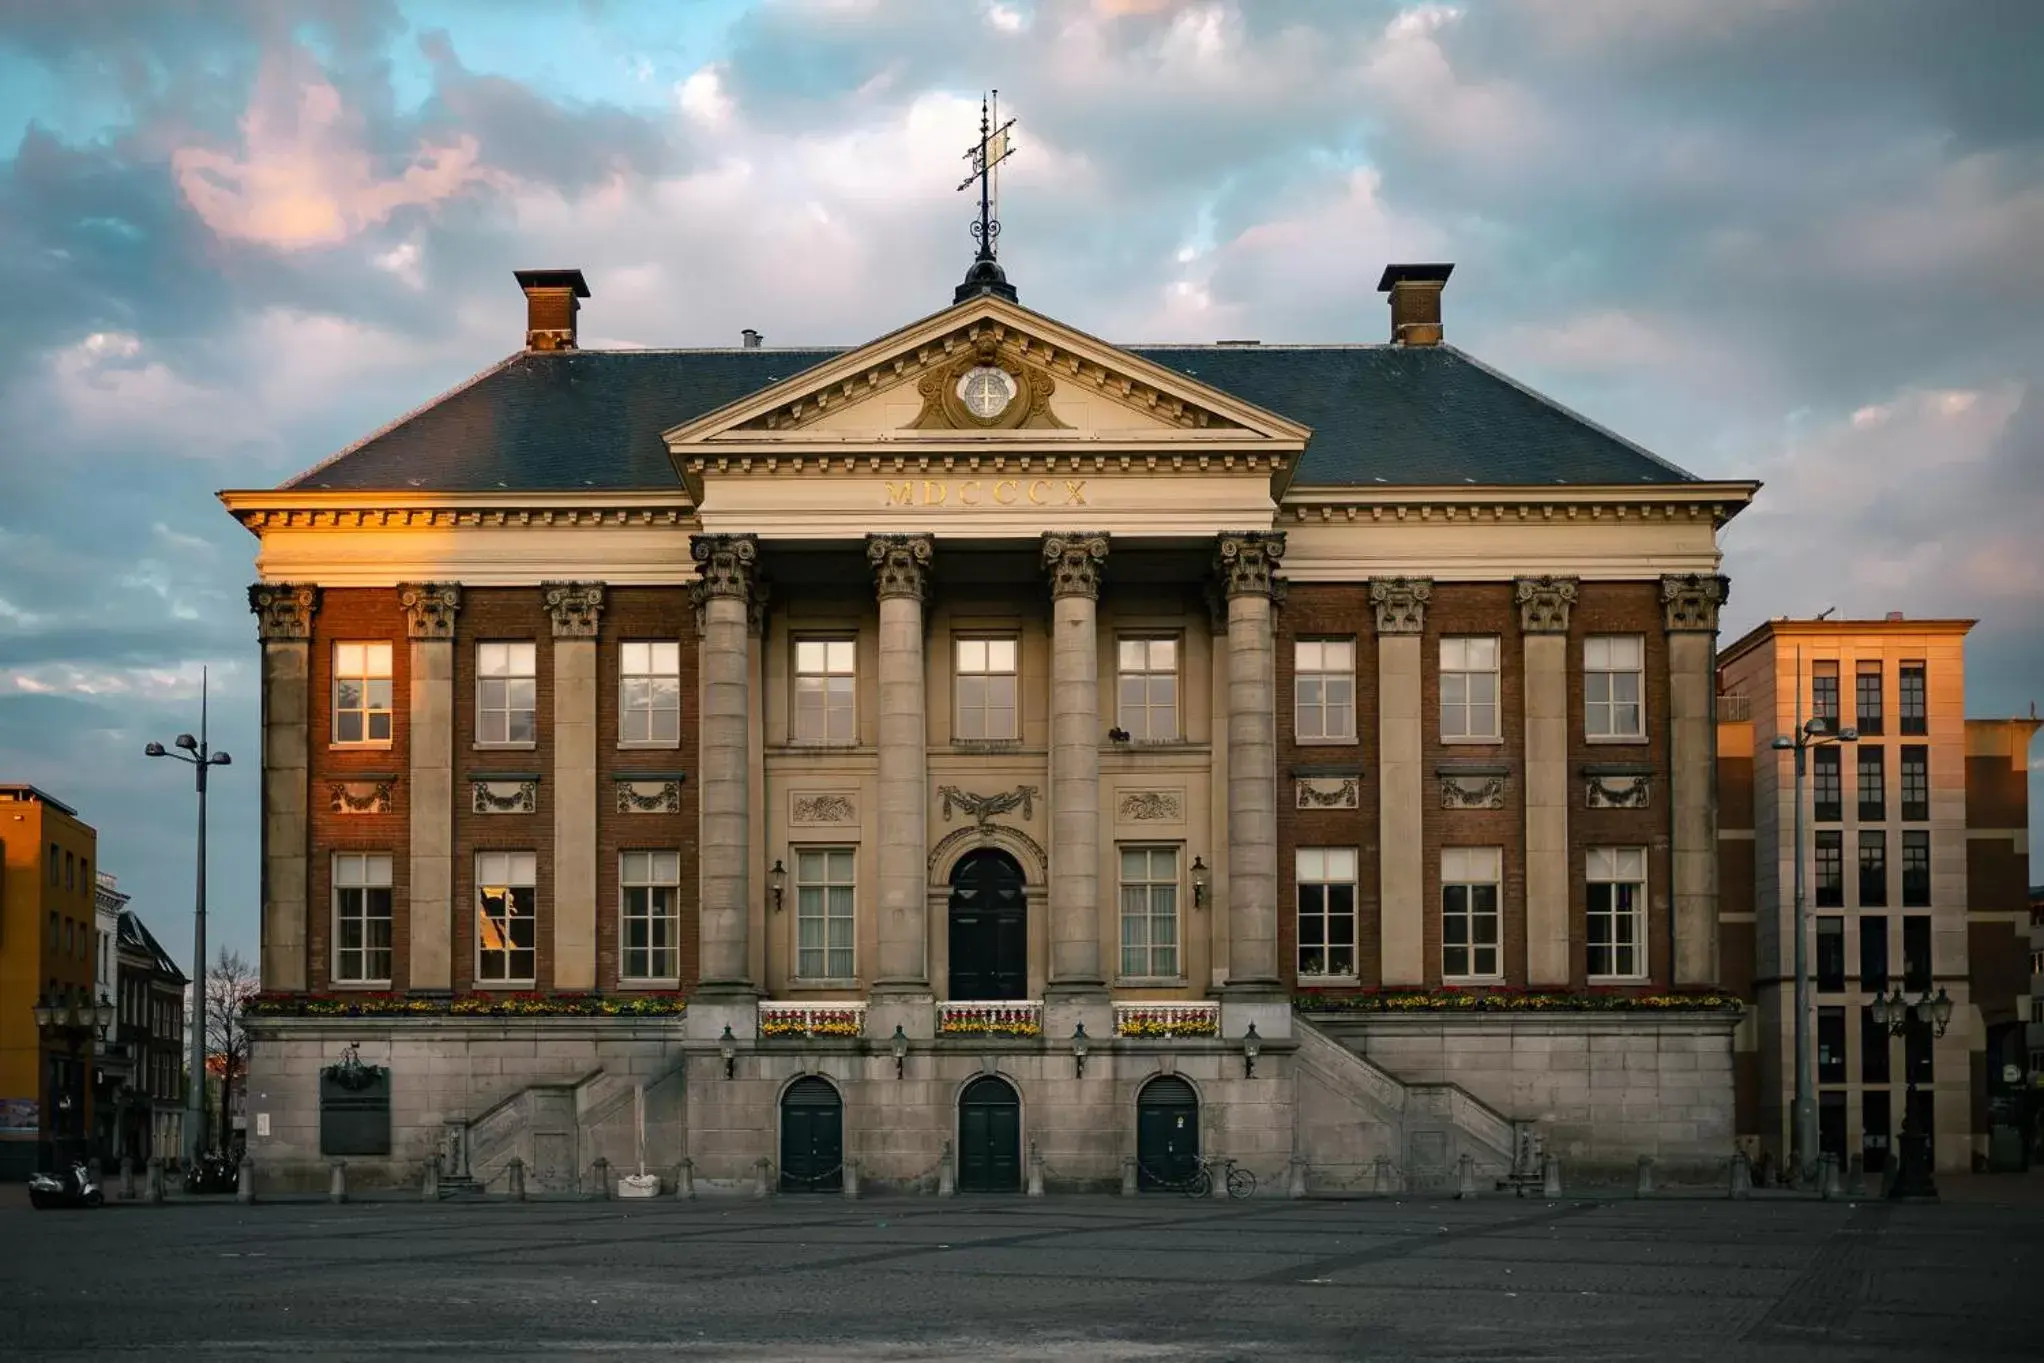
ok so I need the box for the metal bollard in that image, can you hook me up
[1542,1155,1562,1199]
[842,1158,860,1201]
[592,1156,612,1200]
[1454,1153,1478,1200]
[1209,1157,1229,1200]
[1288,1158,1307,1200]
[1845,1153,1867,1198]
[753,1157,772,1199]
[1635,1155,1655,1198]
[507,1156,526,1201]
[674,1159,695,1200]
[1120,1156,1138,1198]
[328,1159,348,1205]
[87,1157,102,1185]
[1027,1143,1046,1197]
[120,1156,136,1201]
[145,1157,164,1204]
[1820,1153,1842,1200]
[938,1141,956,1197]
[237,1155,256,1205]
[422,1157,441,1201]
[1372,1156,1393,1194]
[1729,1151,1752,1200]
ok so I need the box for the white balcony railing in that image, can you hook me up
[937,1000,1043,1038]
[1114,1002,1220,1038]
[758,1001,866,1039]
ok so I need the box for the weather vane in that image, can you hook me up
[958,90,1017,263]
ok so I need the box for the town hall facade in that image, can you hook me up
[225,253,1756,1195]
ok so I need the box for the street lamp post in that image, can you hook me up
[1872,985,1954,1199]
[1769,656,1856,1186]
[32,994,116,1167]
[145,668,231,1172]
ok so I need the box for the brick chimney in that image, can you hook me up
[1377,263,1454,346]
[514,269,590,351]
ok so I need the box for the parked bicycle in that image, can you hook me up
[1184,1155,1256,1200]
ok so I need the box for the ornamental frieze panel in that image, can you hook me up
[398,582,461,640]
[1116,789,1184,824]
[1437,766,1508,810]
[1582,767,1653,810]
[328,779,394,815]
[790,792,858,825]
[1295,777,1359,811]
[471,777,539,815]
[905,334,1071,432]
[615,777,686,815]
[938,784,1038,828]
[249,583,320,642]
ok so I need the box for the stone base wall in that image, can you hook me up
[1307,1011,1739,1184]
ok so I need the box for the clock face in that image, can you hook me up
[956,365,1016,419]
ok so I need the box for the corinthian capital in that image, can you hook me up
[398,582,462,640]
[867,534,935,602]
[543,581,606,638]
[1514,576,1578,634]
[1661,573,1729,632]
[1041,532,1110,601]
[1370,577,1432,635]
[690,534,761,603]
[1214,531,1285,599]
[248,583,320,643]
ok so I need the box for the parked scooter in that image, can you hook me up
[28,1160,103,1209]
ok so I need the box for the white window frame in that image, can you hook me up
[1439,636,1501,742]
[331,852,394,985]
[794,847,857,981]
[1586,847,1649,982]
[1116,636,1180,743]
[332,641,394,746]
[1583,635,1646,741]
[793,638,857,746]
[954,636,1019,742]
[1441,847,1503,982]
[1294,638,1357,743]
[474,850,538,985]
[1117,845,1181,981]
[619,850,681,983]
[476,642,538,747]
[1296,847,1360,982]
[618,641,681,748]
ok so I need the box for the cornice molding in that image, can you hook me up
[1280,481,1759,529]
[220,491,695,536]
[680,449,1291,477]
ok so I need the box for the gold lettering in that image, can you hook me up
[994,480,1019,505]
[959,480,981,506]
[923,480,947,506]
[885,481,914,506]
[1064,480,1087,506]
[1028,479,1051,505]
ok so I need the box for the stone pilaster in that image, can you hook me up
[1216,532,1284,1030]
[1663,573,1727,986]
[399,583,460,992]
[544,581,604,991]
[1372,576,1430,986]
[1041,533,1110,1011]
[249,583,319,992]
[691,536,760,1019]
[867,535,934,1004]
[1515,576,1575,987]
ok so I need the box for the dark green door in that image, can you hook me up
[948,849,1027,1001]
[779,1077,842,1193]
[1137,1075,1199,1191]
[958,1076,1021,1193]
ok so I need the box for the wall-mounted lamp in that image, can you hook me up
[1190,857,1211,909]
[1242,1022,1261,1079]
[719,1024,737,1080]
[890,1024,910,1079]
[768,859,787,913]
[1072,1022,1090,1079]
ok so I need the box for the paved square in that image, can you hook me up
[1,1192,2037,1360]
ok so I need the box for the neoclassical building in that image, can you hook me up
[226,255,1756,1194]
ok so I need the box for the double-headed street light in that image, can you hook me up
[145,669,230,1171]
[32,994,116,1165]
[1770,702,1857,1186]
[1872,985,1954,1200]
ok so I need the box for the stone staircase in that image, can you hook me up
[457,1059,688,1196]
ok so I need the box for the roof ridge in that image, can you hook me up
[1437,344,1700,482]
[283,352,526,490]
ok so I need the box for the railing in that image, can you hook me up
[937,1001,1042,1037]
[1114,1002,1220,1038]
[758,1001,867,1038]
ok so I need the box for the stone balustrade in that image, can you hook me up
[758,1001,867,1039]
[1114,1002,1221,1038]
[936,1001,1043,1038]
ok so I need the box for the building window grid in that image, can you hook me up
[794,848,856,980]
[1815,917,1844,994]
[619,850,681,982]
[1858,831,1888,908]
[1440,636,1501,741]
[1584,635,1645,739]
[332,852,394,984]
[1857,746,1885,823]
[1586,847,1648,981]
[1854,662,1883,735]
[1901,831,1931,909]
[1441,847,1503,982]
[1902,915,1931,992]
[1294,639,1357,742]
[954,637,1019,742]
[1860,1005,1892,1083]
[793,639,858,746]
[619,642,682,746]
[1296,848,1359,981]
[474,850,538,984]
[1814,831,1844,908]
[1118,846,1181,980]
[1813,747,1841,823]
[1811,661,1839,729]
[333,641,394,745]
[1900,746,1929,822]
[1116,637,1180,743]
[476,642,537,746]
[1817,1006,1847,1084]
[1899,662,1927,735]
[1859,915,1888,991]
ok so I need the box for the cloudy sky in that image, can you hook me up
[2,0,2039,972]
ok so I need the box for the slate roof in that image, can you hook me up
[286,342,1698,493]
[118,909,187,985]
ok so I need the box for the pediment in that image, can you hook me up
[662,295,1311,462]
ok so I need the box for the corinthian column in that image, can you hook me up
[1373,576,1431,986]
[691,536,760,1012]
[1516,576,1576,987]
[1664,573,1728,986]
[1216,532,1284,1030]
[1042,533,1110,1001]
[249,583,319,993]
[399,582,460,992]
[545,581,605,991]
[868,534,934,995]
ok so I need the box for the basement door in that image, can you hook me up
[957,1075,1022,1193]
[779,1077,843,1193]
[1136,1075,1200,1191]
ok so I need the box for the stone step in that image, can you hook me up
[438,1175,486,1198]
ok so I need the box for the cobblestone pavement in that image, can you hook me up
[0,1193,2037,1361]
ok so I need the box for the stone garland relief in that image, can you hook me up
[1439,774,1507,810]
[615,780,685,815]
[1586,775,1652,809]
[938,784,1038,828]
[1117,790,1183,823]
[791,793,857,824]
[328,780,394,815]
[1295,777,1360,810]
[471,779,539,815]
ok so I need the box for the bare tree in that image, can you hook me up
[205,949,259,1157]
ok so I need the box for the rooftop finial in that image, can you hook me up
[955,90,1018,303]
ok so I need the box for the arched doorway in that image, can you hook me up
[948,848,1027,1000]
[779,1077,843,1193]
[1136,1075,1200,1191]
[957,1075,1022,1193]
